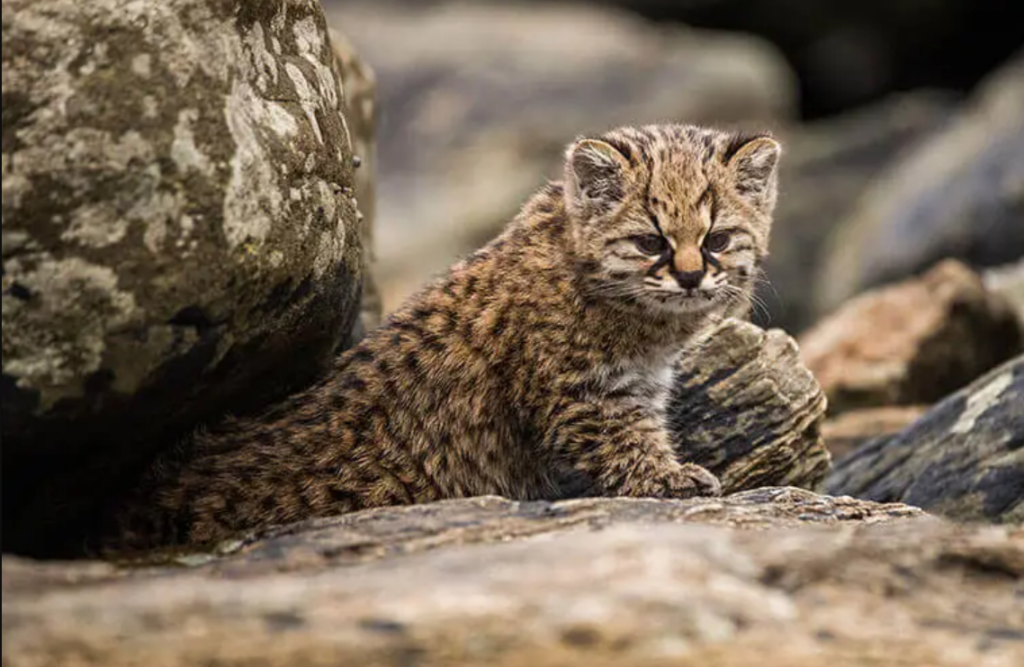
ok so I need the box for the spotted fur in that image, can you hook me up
[99,124,781,553]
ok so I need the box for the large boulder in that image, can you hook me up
[826,355,1024,523]
[799,260,1023,415]
[6,490,1023,667]
[325,0,797,311]
[817,53,1024,314]
[2,0,367,555]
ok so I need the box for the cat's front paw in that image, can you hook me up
[668,463,722,498]
[620,462,721,500]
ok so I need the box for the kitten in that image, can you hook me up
[100,124,781,553]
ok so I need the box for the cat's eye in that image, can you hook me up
[633,234,669,255]
[704,230,731,253]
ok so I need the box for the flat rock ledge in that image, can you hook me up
[6,489,1023,667]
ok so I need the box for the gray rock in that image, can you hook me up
[325,0,797,311]
[758,92,954,333]
[826,355,1024,523]
[570,0,1024,117]
[984,259,1024,329]
[331,29,382,340]
[821,405,927,460]
[7,490,1023,667]
[670,319,830,492]
[2,0,365,555]
[817,52,1024,314]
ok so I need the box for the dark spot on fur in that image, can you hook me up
[6,281,31,301]
[347,348,374,364]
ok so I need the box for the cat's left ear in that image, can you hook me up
[727,134,781,214]
[564,138,631,216]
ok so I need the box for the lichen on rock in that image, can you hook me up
[2,0,367,557]
[826,355,1024,522]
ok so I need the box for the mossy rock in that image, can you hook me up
[2,0,366,555]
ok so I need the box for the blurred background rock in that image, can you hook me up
[324,0,1023,334]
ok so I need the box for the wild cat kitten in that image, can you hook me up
[99,124,781,553]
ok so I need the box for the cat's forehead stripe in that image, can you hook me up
[695,184,715,211]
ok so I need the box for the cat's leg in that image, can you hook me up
[544,397,721,499]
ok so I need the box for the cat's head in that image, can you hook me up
[563,124,780,320]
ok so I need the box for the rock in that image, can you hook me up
[670,319,830,492]
[584,0,1024,118]
[985,259,1024,329]
[2,1,366,556]
[331,29,383,340]
[7,490,1024,667]
[325,0,797,311]
[821,405,928,460]
[799,260,1024,414]
[756,91,954,333]
[826,355,1024,523]
[818,53,1024,314]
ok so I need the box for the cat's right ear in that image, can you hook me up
[564,138,630,216]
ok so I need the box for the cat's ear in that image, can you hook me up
[564,138,630,215]
[726,134,781,214]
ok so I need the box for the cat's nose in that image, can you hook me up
[673,270,704,290]
[672,246,704,288]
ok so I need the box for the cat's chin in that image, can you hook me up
[642,291,727,317]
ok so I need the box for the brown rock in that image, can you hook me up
[671,319,830,493]
[799,259,1023,414]
[826,355,1024,523]
[6,490,1024,667]
[821,405,928,459]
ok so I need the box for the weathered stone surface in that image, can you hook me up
[7,490,1024,667]
[2,1,365,555]
[800,260,1023,414]
[145,488,927,574]
[818,52,1024,313]
[671,319,830,492]
[757,92,954,333]
[985,259,1024,329]
[821,405,927,460]
[826,355,1024,523]
[332,28,382,340]
[326,0,797,311]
